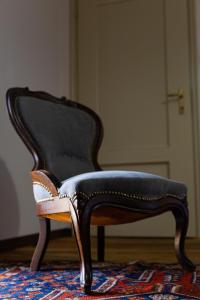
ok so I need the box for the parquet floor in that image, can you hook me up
[0,236,199,264]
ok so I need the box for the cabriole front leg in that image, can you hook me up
[172,202,195,272]
[30,217,50,271]
[79,215,92,293]
[69,202,92,294]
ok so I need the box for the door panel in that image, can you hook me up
[78,0,196,236]
[98,0,168,149]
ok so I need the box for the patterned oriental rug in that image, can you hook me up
[0,261,199,300]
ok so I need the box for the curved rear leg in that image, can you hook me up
[172,203,195,271]
[30,217,50,271]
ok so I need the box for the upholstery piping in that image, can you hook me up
[59,190,186,201]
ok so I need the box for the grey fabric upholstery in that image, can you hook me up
[59,170,187,201]
[17,96,97,181]
[15,94,186,204]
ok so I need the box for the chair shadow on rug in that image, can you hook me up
[6,87,195,294]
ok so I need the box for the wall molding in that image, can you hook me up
[97,0,136,6]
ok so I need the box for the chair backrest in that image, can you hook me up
[6,88,103,182]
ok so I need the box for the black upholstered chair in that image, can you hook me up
[6,87,194,294]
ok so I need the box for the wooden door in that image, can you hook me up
[77,0,196,236]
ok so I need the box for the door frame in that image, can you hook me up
[188,0,200,237]
[69,0,79,100]
[69,0,200,237]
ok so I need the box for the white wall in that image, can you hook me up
[0,0,71,239]
[195,0,200,118]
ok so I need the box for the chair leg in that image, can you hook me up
[97,226,105,262]
[30,217,50,271]
[70,204,92,294]
[80,217,92,293]
[172,204,195,271]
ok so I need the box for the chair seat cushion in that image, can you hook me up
[59,171,186,201]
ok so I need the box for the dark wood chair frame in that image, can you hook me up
[6,87,195,294]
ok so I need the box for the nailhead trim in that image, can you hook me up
[33,181,54,198]
[59,193,74,199]
[59,190,186,201]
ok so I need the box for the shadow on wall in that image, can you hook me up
[0,157,20,239]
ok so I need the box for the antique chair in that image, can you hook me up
[6,87,194,294]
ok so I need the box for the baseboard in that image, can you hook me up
[0,228,72,252]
